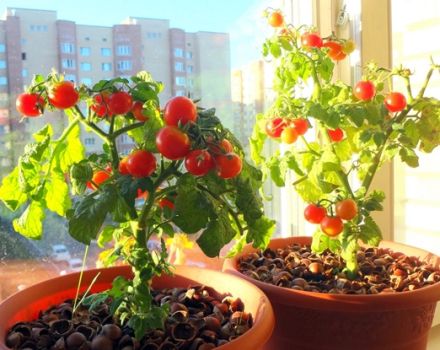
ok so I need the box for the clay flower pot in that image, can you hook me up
[0,265,274,350]
[223,236,440,350]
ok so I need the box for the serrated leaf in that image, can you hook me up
[247,216,275,250]
[0,167,28,211]
[12,201,45,239]
[45,171,71,216]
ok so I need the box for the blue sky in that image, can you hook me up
[0,0,275,68]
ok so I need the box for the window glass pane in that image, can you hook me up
[101,47,112,56]
[102,62,113,71]
[80,62,92,71]
[391,0,440,254]
[0,60,6,69]
[80,47,91,56]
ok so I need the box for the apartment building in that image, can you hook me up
[0,8,231,166]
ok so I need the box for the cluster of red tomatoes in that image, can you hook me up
[16,81,79,116]
[304,199,358,237]
[353,80,407,112]
[265,117,309,144]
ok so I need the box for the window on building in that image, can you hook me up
[187,65,193,73]
[101,48,111,56]
[175,62,184,72]
[21,53,26,60]
[22,69,28,77]
[175,76,186,86]
[80,62,92,71]
[147,32,162,39]
[84,137,95,145]
[117,45,132,56]
[62,59,75,69]
[0,77,7,85]
[30,24,48,32]
[80,47,91,56]
[0,61,6,69]
[81,78,93,86]
[102,63,113,72]
[174,48,184,58]
[21,38,27,45]
[188,78,194,87]
[117,60,132,71]
[186,51,193,59]
[0,44,5,53]
[61,43,75,54]
[175,90,185,97]
[64,74,76,82]
[102,38,108,42]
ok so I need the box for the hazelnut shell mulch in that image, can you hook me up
[5,286,252,350]
[238,243,440,294]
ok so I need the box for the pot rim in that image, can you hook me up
[0,265,274,350]
[223,236,440,311]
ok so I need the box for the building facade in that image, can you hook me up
[0,8,231,169]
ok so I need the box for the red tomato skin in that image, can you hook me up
[108,91,133,115]
[292,119,309,135]
[304,204,326,224]
[327,128,344,142]
[164,96,197,126]
[48,81,79,109]
[301,33,323,48]
[16,93,45,117]
[354,81,376,101]
[156,126,191,160]
[215,153,242,179]
[320,216,344,237]
[185,149,215,176]
[126,150,157,178]
[131,101,149,122]
[384,92,407,112]
[265,118,286,138]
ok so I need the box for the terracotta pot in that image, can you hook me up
[0,265,274,350]
[223,236,440,350]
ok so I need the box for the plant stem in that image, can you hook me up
[197,184,245,235]
[111,122,145,140]
[73,106,109,141]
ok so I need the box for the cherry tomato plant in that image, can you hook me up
[0,71,275,337]
[253,11,440,277]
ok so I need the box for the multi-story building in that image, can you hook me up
[0,8,231,169]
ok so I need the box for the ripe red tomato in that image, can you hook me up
[208,138,233,155]
[16,93,45,117]
[164,96,197,126]
[185,149,215,176]
[323,41,346,61]
[281,126,298,144]
[335,199,358,221]
[118,157,129,175]
[158,198,175,210]
[301,33,323,48]
[108,91,133,115]
[131,101,149,122]
[137,189,149,199]
[48,81,79,109]
[91,93,112,118]
[126,150,157,178]
[87,170,111,190]
[327,128,344,142]
[268,12,284,28]
[320,216,344,237]
[156,126,191,160]
[354,81,376,101]
[215,153,242,179]
[291,118,309,135]
[265,118,286,138]
[384,92,407,112]
[304,204,326,224]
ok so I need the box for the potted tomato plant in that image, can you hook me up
[0,72,275,349]
[224,9,440,350]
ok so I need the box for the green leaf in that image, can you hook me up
[45,172,71,216]
[197,210,236,257]
[67,186,117,244]
[97,225,117,248]
[359,216,382,246]
[12,201,45,239]
[399,148,419,167]
[0,167,28,211]
[129,112,163,151]
[173,175,210,233]
[269,41,281,58]
[247,216,275,250]
[234,178,263,223]
[267,153,286,187]
[311,230,330,253]
[54,122,85,172]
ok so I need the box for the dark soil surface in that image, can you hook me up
[5,285,252,350]
[238,243,440,294]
